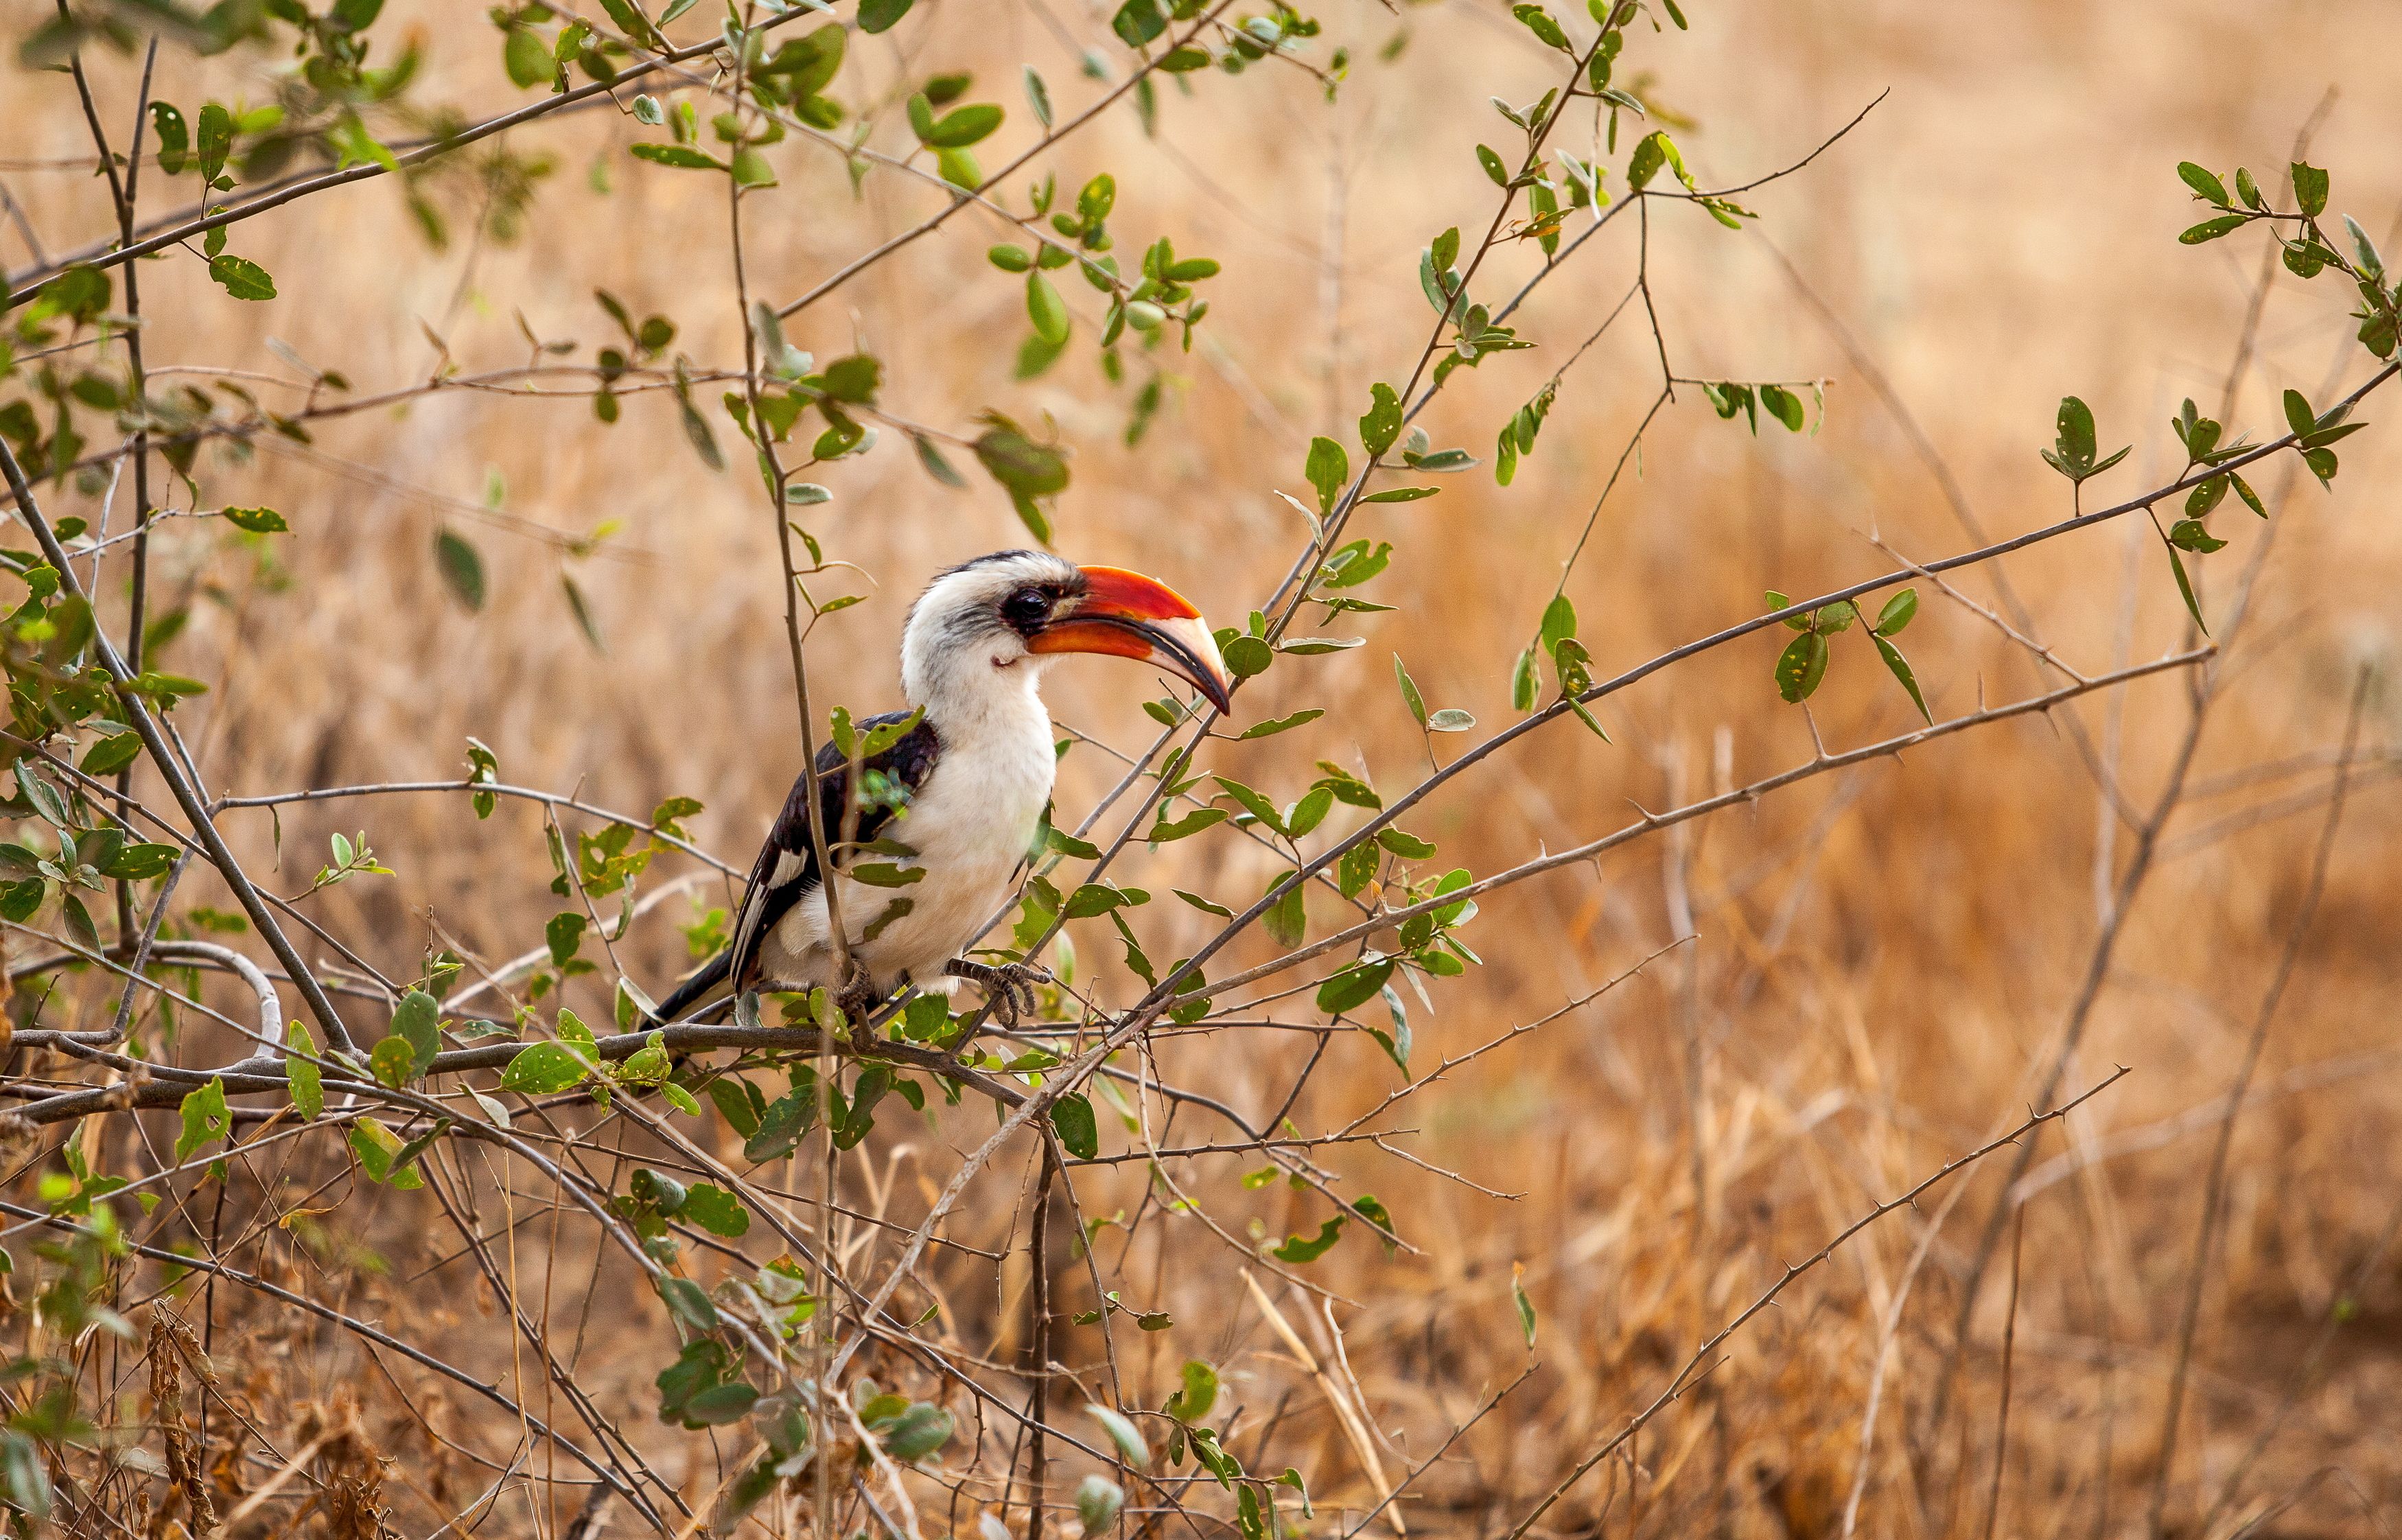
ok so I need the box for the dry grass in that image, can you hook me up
[5,0,2402,1535]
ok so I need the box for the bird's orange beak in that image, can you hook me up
[1027,565,1235,714]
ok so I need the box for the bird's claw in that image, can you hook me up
[944,958,1053,1028]
[832,961,884,1029]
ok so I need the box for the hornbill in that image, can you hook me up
[653,550,1232,1027]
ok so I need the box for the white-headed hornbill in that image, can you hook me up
[654,550,1231,1026]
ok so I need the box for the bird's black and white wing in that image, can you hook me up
[653,712,941,1020]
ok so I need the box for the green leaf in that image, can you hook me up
[1774,632,1829,703]
[1627,130,1669,190]
[1165,1358,1220,1423]
[1392,654,1428,728]
[730,148,776,188]
[207,255,276,301]
[500,1041,592,1095]
[1305,436,1349,515]
[2055,395,2096,469]
[1051,1093,1099,1159]
[546,911,588,967]
[858,0,913,32]
[2290,160,2328,218]
[708,1076,764,1137]
[1874,587,1917,637]
[1026,272,1071,346]
[1870,633,1930,724]
[79,732,143,778]
[1760,384,1805,432]
[151,102,189,176]
[2283,388,2316,441]
[746,1085,818,1162]
[617,1029,671,1085]
[1062,881,1146,919]
[14,763,68,828]
[174,1078,230,1165]
[1316,957,1394,1015]
[347,1117,425,1189]
[657,1274,719,1333]
[1271,1215,1344,1263]
[762,22,846,95]
[1359,486,1438,504]
[1285,784,1336,837]
[926,103,1003,148]
[2179,215,2247,246]
[1539,594,1577,655]
[392,989,442,1080]
[2164,541,2208,635]
[1263,875,1305,947]
[593,0,662,48]
[1174,887,1234,917]
[1322,540,1392,590]
[1512,3,1570,48]
[1476,143,1509,186]
[629,143,723,171]
[881,1404,953,1462]
[1150,807,1228,843]
[435,528,487,611]
[220,505,287,533]
[1514,1265,1537,1346]
[684,1382,760,1426]
[1360,383,1402,457]
[2176,161,2227,204]
[503,25,552,86]
[1511,644,1539,711]
[286,1022,323,1119]
[832,1065,891,1149]
[911,434,967,489]
[1221,635,1273,679]
[194,102,233,185]
[1237,710,1323,740]
[680,1184,750,1237]
[2167,517,2226,554]
[0,879,45,923]
[1110,0,1167,47]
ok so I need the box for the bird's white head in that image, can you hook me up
[900,550,1233,730]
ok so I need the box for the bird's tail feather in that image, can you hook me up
[651,950,732,1026]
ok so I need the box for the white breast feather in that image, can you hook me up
[766,677,1056,992]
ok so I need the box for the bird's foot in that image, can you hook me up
[832,961,885,1031]
[942,958,1053,1029]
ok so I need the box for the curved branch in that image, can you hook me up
[1,436,359,1053]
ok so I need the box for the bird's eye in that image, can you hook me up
[1001,587,1053,628]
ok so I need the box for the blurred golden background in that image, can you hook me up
[8,0,2402,1534]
